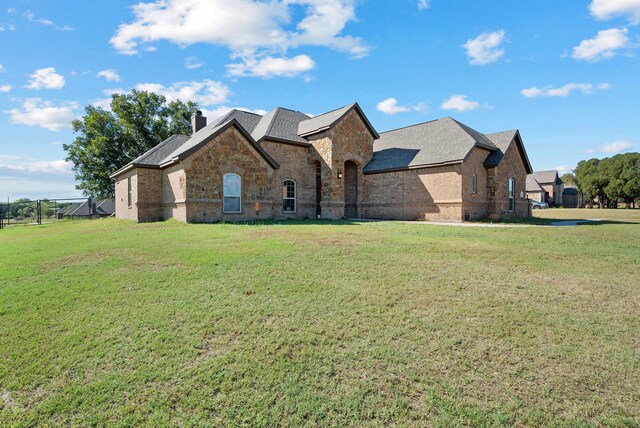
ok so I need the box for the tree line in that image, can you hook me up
[565,153,640,208]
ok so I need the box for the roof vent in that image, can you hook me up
[192,110,207,134]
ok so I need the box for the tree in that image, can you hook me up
[561,173,576,187]
[65,90,198,198]
[574,153,640,208]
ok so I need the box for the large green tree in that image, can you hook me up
[574,153,640,208]
[65,90,198,198]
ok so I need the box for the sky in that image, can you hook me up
[1,0,639,201]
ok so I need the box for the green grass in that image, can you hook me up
[1,216,639,427]
[533,207,640,223]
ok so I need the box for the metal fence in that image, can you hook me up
[0,197,102,229]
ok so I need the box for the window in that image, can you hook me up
[283,179,296,212]
[472,174,477,194]
[508,178,515,212]
[223,173,241,213]
[127,177,132,208]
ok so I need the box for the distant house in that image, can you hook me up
[562,187,579,208]
[526,170,563,206]
[57,199,115,219]
[111,103,533,223]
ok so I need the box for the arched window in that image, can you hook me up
[283,179,296,212]
[472,174,477,194]
[508,178,515,212]
[223,173,241,213]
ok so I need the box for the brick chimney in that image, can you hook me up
[191,110,207,134]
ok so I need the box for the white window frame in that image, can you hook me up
[508,178,515,212]
[283,179,296,213]
[472,174,477,194]
[223,173,242,213]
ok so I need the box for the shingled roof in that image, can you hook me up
[253,108,311,144]
[111,119,279,177]
[298,103,379,139]
[530,170,561,184]
[526,175,545,193]
[364,117,498,173]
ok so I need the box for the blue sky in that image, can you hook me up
[1,0,639,200]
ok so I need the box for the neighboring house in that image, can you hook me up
[526,170,564,206]
[562,187,579,208]
[57,199,115,218]
[111,103,533,222]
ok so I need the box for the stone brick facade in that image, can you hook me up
[113,106,532,223]
[487,139,530,219]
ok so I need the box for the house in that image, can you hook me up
[57,199,115,219]
[111,103,533,223]
[526,170,564,206]
[562,187,579,208]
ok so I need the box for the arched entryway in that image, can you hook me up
[344,160,358,218]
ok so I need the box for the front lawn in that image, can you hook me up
[1,217,638,426]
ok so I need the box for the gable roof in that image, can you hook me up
[531,170,561,184]
[526,175,545,193]
[252,108,311,144]
[162,119,278,168]
[484,130,533,174]
[208,109,263,135]
[364,117,497,173]
[298,103,379,139]
[129,134,191,167]
[111,119,279,178]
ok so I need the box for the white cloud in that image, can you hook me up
[0,158,77,200]
[227,54,316,78]
[590,0,640,24]
[417,0,430,10]
[587,139,634,153]
[440,95,480,111]
[0,154,24,161]
[572,27,630,61]
[24,11,53,26]
[110,0,369,77]
[462,30,506,65]
[185,56,204,70]
[23,10,73,31]
[521,82,611,97]
[0,85,11,93]
[96,69,121,82]
[26,67,65,90]
[0,64,5,72]
[376,97,426,115]
[554,165,574,175]
[135,79,230,106]
[6,98,78,131]
[91,88,126,110]
[0,159,72,177]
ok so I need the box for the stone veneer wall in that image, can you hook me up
[182,127,274,222]
[461,147,491,220]
[260,140,316,219]
[487,140,530,219]
[308,109,374,219]
[362,164,463,221]
[161,163,187,222]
